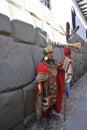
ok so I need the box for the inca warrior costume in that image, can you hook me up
[35,45,65,121]
[34,22,81,121]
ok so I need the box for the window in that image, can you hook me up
[71,7,76,29]
[86,29,87,38]
[39,0,51,9]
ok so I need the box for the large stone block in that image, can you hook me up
[0,0,12,35]
[78,63,86,75]
[34,29,47,47]
[73,62,80,77]
[41,22,53,41]
[8,4,35,43]
[11,123,25,130]
[31,45,43,73]
[0,37,35,92]
[72,52,79,62]
[0,34,14,42]
[0,90,24,130]
[23,82,35,117]
[74,62,85,79]
[0,14,12,35]
[54,47,64,63]
[12,20,35,44]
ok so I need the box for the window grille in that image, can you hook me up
[71,7,76,29]
[39,0,51,9]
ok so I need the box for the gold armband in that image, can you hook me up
[38,82,42,91]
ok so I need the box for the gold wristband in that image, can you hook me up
[38,82,42,91]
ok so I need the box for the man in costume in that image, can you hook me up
[63,47,73,98]
[35,45,65,122]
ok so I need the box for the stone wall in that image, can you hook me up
[0,0,87,130]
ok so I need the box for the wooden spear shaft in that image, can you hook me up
[64,83,66,121]
[63,22,69,121]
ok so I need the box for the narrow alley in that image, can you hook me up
[27,72,87,130]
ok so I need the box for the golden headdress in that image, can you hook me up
[43,44,53,55]
[38,33,54,55]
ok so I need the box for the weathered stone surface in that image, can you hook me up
[11,123,25,130]
[30,45,43,73]
[54,47,64,63]
[8,4,35,43]
[34,29,47,47]
[0,14,12,35]
[12,20,35,44]
[0,35,14,42]
[0,37,35,92]
[23,82,35,117]
[63,118,87,130]
[0,89,24,130]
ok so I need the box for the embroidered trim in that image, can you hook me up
[36,72,49,82]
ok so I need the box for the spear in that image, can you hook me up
[63,22,70,121]
[63,22,79,121]
[38,24,81,121]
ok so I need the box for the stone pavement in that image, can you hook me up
[27,72,87,130]
[62,72,87,130]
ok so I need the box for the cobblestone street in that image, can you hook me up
[27,72,87,130]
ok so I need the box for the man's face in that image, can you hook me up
[46,51,53,60]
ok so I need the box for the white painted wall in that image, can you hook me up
[51,0,87,43]
[51,0,72,27]
[76,16,86,42]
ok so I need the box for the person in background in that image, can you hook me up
[63,47,73,98]
[35,45,65,123]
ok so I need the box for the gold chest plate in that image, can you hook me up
[49,68,57,77]
[52,68,57,76]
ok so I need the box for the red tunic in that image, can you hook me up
[35,61,65,119]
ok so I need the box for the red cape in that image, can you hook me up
[35,61,65,117]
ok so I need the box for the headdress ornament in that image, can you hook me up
[64,47,71,56]
[43,44,53,55]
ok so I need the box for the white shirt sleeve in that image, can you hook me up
[63,57,73,84]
